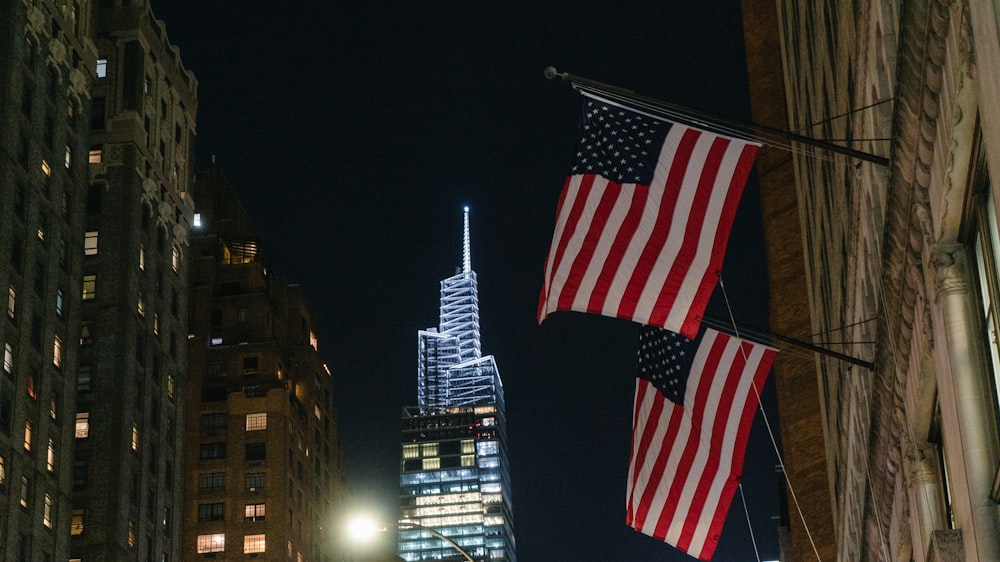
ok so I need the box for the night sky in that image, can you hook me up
[148,2,781,560]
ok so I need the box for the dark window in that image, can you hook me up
[198,443,225,460]
[72,459,88,490]
[242,356,258,375]
[201,386,226,402]
[90,97,105,130]
[87,185,101,214]
[210,309,222,327]
[245,472,264,492]
[198,472,225,492]
[200,413,227,432]
[197,503,224,522]
[245,443,265,461]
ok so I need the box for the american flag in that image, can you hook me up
[537,94,759,338]
[627,327,776,560]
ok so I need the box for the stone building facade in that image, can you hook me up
[70,2,197,561]
[0,1,95,559]
[742,0,1000,560]
[183,169,347,561]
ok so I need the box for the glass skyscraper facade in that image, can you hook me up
[398,209,516,561]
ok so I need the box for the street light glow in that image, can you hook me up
[345,514,382,543]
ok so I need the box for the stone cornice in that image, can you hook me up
[874,0,970,554]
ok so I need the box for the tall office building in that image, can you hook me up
[183,169,346,561]
[72,2,197,560]
[0,1,95,559]
[398,209,516,562]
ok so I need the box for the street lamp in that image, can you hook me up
[344,515,475,562]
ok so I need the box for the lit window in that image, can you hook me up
[461,455,475,467]
[27,371,37,399]
[421,443,438,457]
[244,534,266,554]
[314,405,322,420]
[0,454,5,487]
[210,337,223,346]
[75,412,89,438]
[138,244,145,270]
[422,458,440,470]
[193,213,202,228]
[82,274,96,300]
[245,413,267,431]
[23,419,32,451]
[403,444,419,459]
[196,533,225,554]
[153,313,159,335]
[64,145,71,168]
[136,292,144,317]
[166,374,175,399]
[71,508,84,535]
[88,147,102,164]
[55,289,64,317]
[95,58,107,78]
[47,439,56,472]
[43,493,53,527]
[7,287,15,318]
[127,520,135,547]
[3,343,13,374]
[244,503,266,522]
[131,424,139,451]
[171,245,180,272]
[84,231,98,255]
[309,330,318,350]
[20,476,29,508]
[53,335,62,367]
[41,159,51,176]
[461,439,475,454]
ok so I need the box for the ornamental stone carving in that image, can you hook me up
[931,243,968,298]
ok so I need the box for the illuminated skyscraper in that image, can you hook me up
[399,208,516,562]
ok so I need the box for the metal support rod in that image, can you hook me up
[702,313,875,370]
[544,66,890,167]
[399,520,476,562]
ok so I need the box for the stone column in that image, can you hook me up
[932,243,1000,562]
[907,447,946,562]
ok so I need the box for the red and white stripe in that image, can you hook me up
[625,329,775,561]
[537,124,758,338]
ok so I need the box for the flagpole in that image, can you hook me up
[544,67,890,167]
[702,313,874,370]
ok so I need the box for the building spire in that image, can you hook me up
[463,206,471,274]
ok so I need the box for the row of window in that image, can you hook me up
[197,502,266,522]
[196,533,265,554]
[200,412,267,432]
[199,471,265,493]
[199,442,266,461]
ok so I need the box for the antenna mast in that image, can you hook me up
[462,206,471,275]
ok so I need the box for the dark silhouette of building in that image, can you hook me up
[183,168,347,561]
[0,1,95,559]
[70,2,197,560]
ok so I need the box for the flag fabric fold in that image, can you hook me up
[627,327,776,561]
[537,93,759,338]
